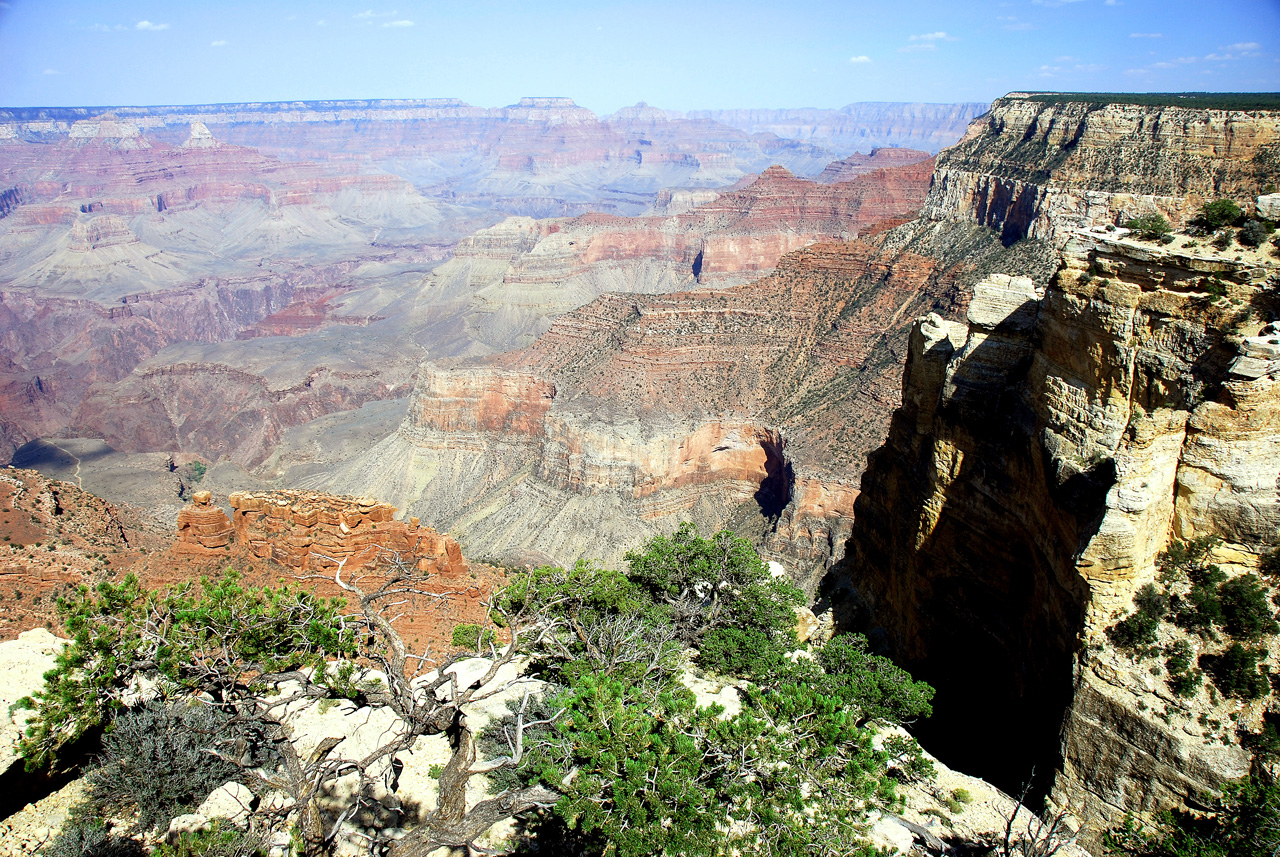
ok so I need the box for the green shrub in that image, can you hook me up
[1158,537,1221,583]
[1104,768,1280,857]
[624,523,803,677]
[87,702,245,831]
[1124,214,1172,241]
[698,626,784,677]
[153,822,267,857]
[1108,610,1161,649]
[1134,583,1170,619]
[883,733,936,783]
[1199,198,1243,229]
[1164,641,1203,697]
[1243,709,1280,760]
[1211,229,1235,251]
[450,622,493,650]
[1262,547,1280,579]
[1201,643,1270,700]
[1108,584,1169,649]
[816,633,935,724]
[1167,668,1203,698]
[1219,574,1280,641]
[1164,640,1194,674]
[45,818,144,857]
[1239,219,1273,248]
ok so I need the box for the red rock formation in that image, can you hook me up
[815,147,934,183]
[0,467,165,639]
[174,490,234,553]
[409,368,556,436]
[226,489,466,577]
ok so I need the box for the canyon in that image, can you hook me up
[830,97,1280,840]
[2,90,1279,847]
[0,100,946,479]
[314,94,1280,841]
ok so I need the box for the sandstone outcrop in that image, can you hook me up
[174,490,234,552]
[923,96,1280,245]
[0,628,65,782]
[834,221,1278,835]
[221,489,467,576]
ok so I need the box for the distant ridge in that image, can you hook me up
[1008,91,1280,110]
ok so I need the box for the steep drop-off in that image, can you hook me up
[832,95,1280,835]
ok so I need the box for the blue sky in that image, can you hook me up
[0,0,1277,111]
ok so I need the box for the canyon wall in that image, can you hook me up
[317,220,1059,579]
[408,160,937,355]
[832,95,1280,835]
[1,131,933,470]
[923,96,1280,246]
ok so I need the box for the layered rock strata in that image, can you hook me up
[174,490,234,552]
[923,96,1280,246]
[402,160,936,356]
[320,222,1058,580]
[212,489,468,576]
[835,227,1278,832]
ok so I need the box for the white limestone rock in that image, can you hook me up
[0,629,66,780]
[197,781,254,828]
[1257,193,1280,221]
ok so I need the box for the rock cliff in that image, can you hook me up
[832,94,1280,837]
[398,160,936,357]
[923,96,1280,245]
[317,220,1058,580]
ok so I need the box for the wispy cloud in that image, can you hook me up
[1032,0,1085,6]
[316,19,327,26]
[998,16,1036,31]
[909,31,957,42]
[383,19,414,27]
[1129,32,1162,38]
[42,68,59,75]
[355,9,397,19]
[1038,61,1105,77]
[899,43,936,52]
[1205,42,1263,61]
[87,23,127,32]
[211,39,227,47]
[136,20,168,31]
[848,55,872,63]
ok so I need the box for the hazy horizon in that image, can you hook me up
[1,0,1278,113]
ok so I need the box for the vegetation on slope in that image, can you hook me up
[22,525,936,857]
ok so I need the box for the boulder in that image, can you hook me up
[167,812,211,843]
[794,605,820,643]
[1257,193,1280,221]
[197,781,254,828]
